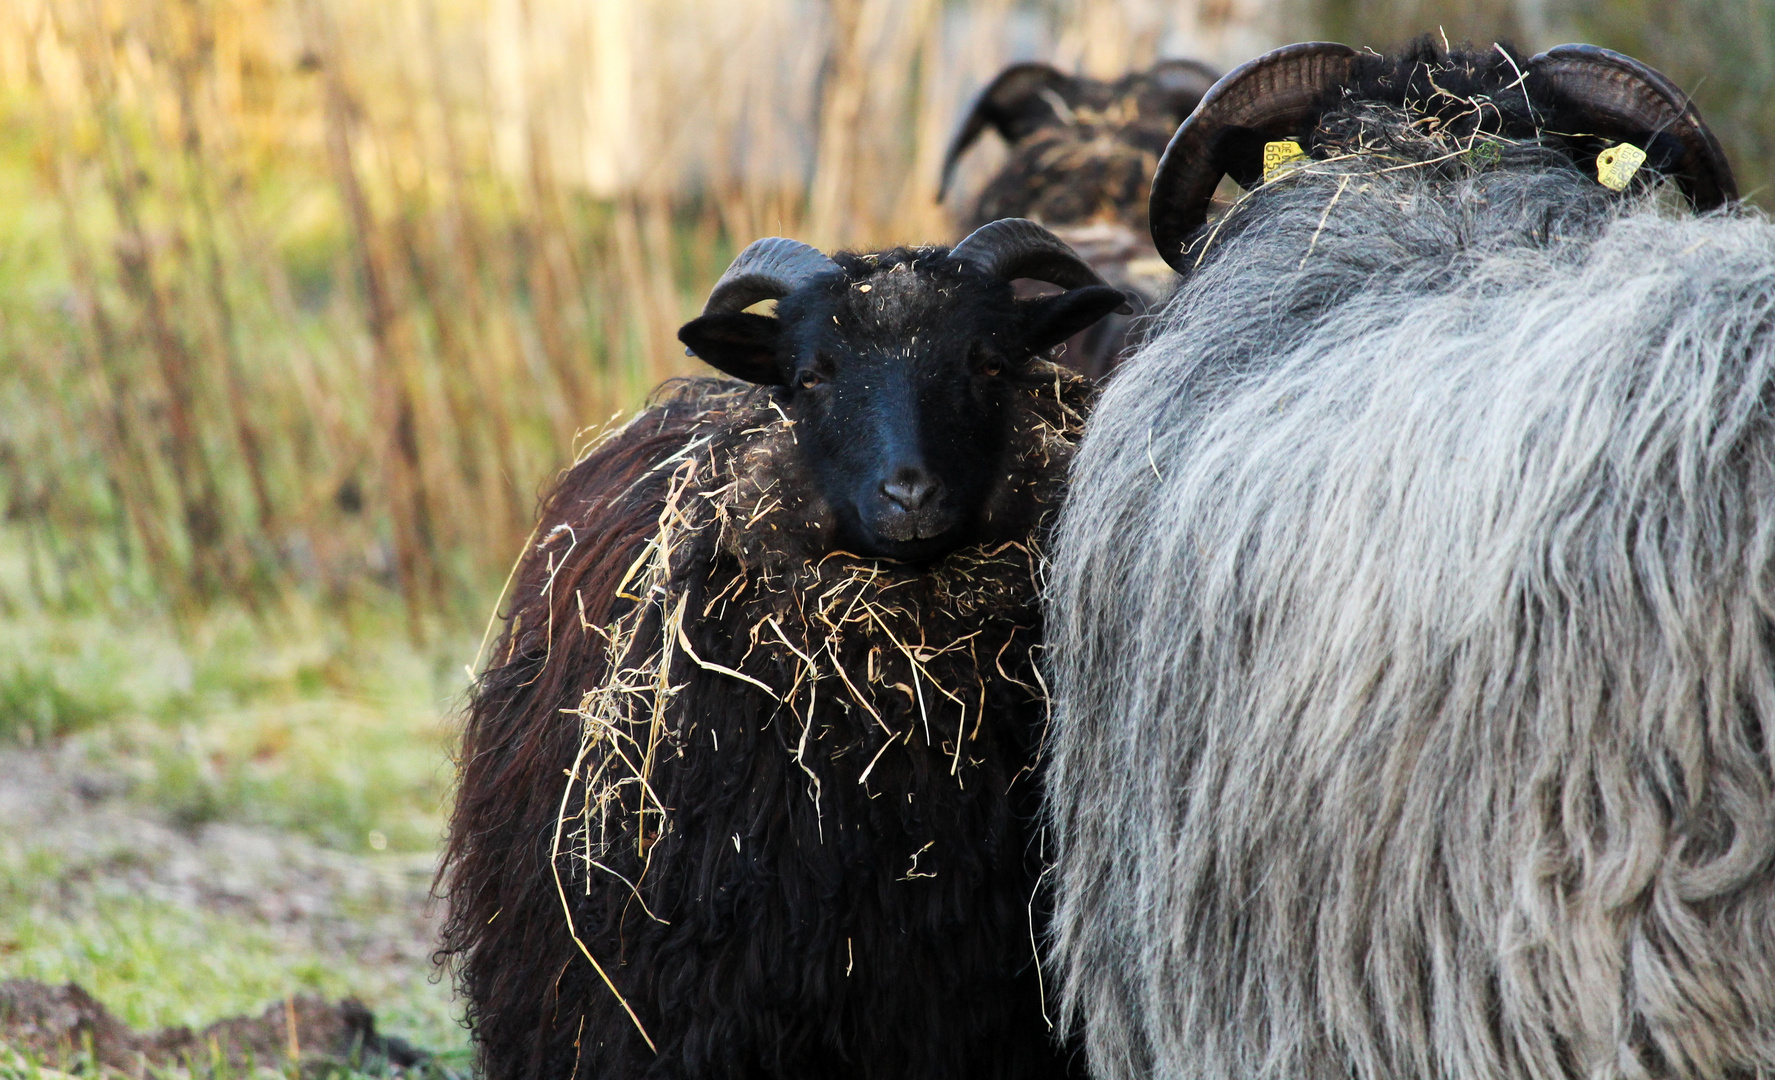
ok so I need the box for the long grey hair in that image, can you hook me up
[1046,40,1774,1080]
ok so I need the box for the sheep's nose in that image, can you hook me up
[882,471,941,512]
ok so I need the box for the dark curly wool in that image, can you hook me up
[972,123,1167,232]
[440,373,1093,1080]
[1326,39,1543,143]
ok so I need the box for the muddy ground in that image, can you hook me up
[0,745,458,1073]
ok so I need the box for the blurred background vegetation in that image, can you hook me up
[0,0,1768,1067]
[0,0,1766,630]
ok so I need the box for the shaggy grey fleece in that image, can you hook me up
[1047,150,1775,1080]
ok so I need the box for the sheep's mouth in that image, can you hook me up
[845,508,969,563]
[871,509,953,543]
[855,532,967,565]
[862,497,961,543]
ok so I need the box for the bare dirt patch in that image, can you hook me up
[0,745,458,1069]
[0,979,426,1073]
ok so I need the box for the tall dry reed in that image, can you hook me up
[0,0,1764,628]
[0,0,1266,627]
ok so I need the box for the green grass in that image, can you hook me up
[0,585,482,1067]
[0,861,471,1068]
[0,595,470,854]
[0,875,451,1044]
[0,662,129,746]
[0,1042,465,1080]
[93,640,465,856]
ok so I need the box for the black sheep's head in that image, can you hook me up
[678,220,1129,563]
[938,59,1220,230]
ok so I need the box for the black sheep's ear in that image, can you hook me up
[677,312,784,385]
[1018,286,1130,357]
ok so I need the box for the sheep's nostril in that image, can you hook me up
[882,473,941,512]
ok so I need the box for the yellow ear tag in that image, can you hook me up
[1262,140,1308,182]
[1596,142,1647,191]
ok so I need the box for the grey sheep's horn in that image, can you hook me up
[702,237,841,316]
[1148,41,1358,273]
[1528,43,1737,210]
[950,218,1134,313]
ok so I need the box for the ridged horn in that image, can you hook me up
[702,237,841,315]
[950,218,1133,313]
[1140,58,1222,120]
[1149,42,1358,272]
[1528,43,1736,210]
[938,63,1073,202]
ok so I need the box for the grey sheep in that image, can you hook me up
[1046,37,1770,1080]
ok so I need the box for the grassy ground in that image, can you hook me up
[0,572,479,1069]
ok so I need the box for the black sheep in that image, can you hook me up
[938,59,1218,378]
[437,220,1126,1080]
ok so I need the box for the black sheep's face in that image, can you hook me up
[678,257,1123,562]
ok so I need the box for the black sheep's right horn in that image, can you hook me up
[950,218,1133,313]
[702,238,841,315]
[1148,42,1358,272]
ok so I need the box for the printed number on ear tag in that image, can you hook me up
[1262,140,1308,183]
[1596,143,1647,191]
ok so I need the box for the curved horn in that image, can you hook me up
[1529,43,1736,210]
[1149,42,1358,272]
[938,63,1073,202]
[702,237,840,315]
[950,218,1132,312]
[1140,57,1222,121]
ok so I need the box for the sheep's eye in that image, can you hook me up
[980,358,1005,377]
[797,370,822,389]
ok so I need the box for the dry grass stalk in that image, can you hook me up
[0,0,1275,619]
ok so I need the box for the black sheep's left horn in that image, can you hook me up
[703,237,841,315]
[949,218,1133,313]
[1528,44,1736,210]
